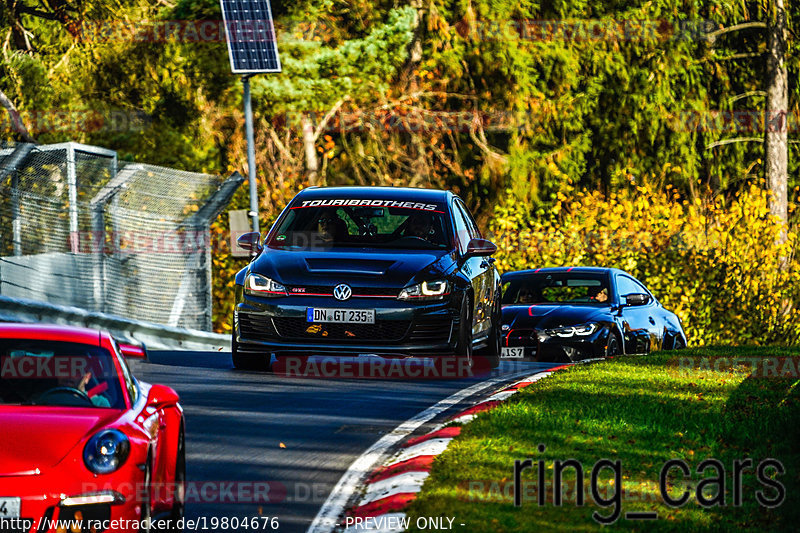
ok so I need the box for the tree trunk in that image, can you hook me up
[301,113,318,185]
[0,88,34,142]
[400,0,425,90]
[764,0,788,242]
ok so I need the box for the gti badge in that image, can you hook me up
[333,284,352,301]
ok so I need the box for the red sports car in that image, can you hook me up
[0,324,185,533]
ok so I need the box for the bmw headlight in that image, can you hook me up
[244,273,287,297]
[83,429,130,474]
[397,280,450,301]
[544,323,598,338]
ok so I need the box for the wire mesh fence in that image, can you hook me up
[0,141,242,331]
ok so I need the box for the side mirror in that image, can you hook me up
[465,238,497,258]
[623,293,651,306]
[147,384,180,409]
[237,231,263,254]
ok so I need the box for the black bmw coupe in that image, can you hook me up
[500,267,687,362]
[232,187,502,370]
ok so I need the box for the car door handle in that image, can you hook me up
[649,317,656,325]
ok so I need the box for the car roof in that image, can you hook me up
[0,323,106,345]
[502,267,625,279]
[293,186,452,203]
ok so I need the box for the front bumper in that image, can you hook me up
[1,467,144,533]
[234,291,458,356]
[503,328,608,362]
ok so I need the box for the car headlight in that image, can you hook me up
[397,280,450,301]
[244,273,287,297]
[83,429,130,474]
[544,323,598,338]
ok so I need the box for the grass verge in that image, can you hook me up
[406,347,800,532]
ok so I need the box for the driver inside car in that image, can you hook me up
[61,368,111,407]
[588,286,609,303]
[405,212,435,241]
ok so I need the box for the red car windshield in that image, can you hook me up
[0,340,125,409]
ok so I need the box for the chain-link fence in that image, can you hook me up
[0,141,242,331]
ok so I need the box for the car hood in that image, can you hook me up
[0,407,121,475]
[252,247,453,287]
[501,304,611,330]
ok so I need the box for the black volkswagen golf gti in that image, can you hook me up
[232,187,502,370]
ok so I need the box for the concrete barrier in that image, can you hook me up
[0,294,229,352]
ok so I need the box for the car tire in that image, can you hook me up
[673,335,686,350]
[231,321,271,372]
[454,293,473,360]
[476,299,501,369]
[169,427,186,531]
[605,332,621,357]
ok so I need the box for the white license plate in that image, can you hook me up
[0,498,21,520]
[501,347,525,359]
[306,308,375,324]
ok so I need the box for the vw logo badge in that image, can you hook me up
[333,284,352,301]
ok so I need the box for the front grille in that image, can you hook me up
[408,317,453,343]
[286,285,398,298]
[287,285,331,295]
[238,313,277,342]
[272,317,410,342]
[504,329,536,348]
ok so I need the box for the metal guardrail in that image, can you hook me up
[0,294,230,351]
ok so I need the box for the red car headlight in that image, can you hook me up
[83,429,130,474]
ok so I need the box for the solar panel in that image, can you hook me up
[220,0,282,74]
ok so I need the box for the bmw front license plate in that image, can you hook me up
[501,347,525,359]
[306,308,375,324]
[0,498,21,520]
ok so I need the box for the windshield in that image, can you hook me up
[269,201,451,250]
[0,340,125,408]
[502,272,611,306]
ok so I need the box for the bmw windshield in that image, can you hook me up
[269,201,451,250]
[502,273,611,306]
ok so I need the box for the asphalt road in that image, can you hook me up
[130,353,560,533]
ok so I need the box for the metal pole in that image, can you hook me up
[243,75,259,233]
[66,144,79,253]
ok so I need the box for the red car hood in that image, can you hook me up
[0,407,122,476]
